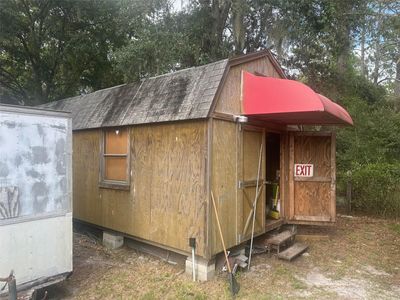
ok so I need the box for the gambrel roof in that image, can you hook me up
[39,50,285,130]
[40,60,228,130]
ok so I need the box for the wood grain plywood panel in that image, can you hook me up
[73,121,208,257]
[73,130,104,224]
[241,129,265,239]
[288,133,335,223]
[294,136,331,178]
[294,182,331,219]
[211,119,238,255]
[215,57,282,115]
[100,187,134,232]
[130,121,208,256]
[74,129,134,234]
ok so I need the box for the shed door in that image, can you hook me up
[288,132,336,223]
[240,128,265,240]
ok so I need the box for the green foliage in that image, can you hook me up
[338,99,400,165]
[335,71,400,217]
[349,163,400,218]
[112,0,236,81]
[0,0,125,105]
[112,4,217,81]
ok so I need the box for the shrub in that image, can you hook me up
[347,163,400,218]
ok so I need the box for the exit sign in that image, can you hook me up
[295,164,314,177]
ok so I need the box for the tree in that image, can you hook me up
[113,2,189,81]
[0,0,124,105]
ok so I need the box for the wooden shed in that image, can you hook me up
[41,50,352,280]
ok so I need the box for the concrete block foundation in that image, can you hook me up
[185,256,215,281]
[103,231,124,249]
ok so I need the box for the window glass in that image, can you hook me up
[105,129,127,154]
[103,128,128,183]
[104,157,127,181]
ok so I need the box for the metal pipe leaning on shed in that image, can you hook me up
[248,141,263,270]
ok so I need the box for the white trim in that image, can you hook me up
[0,104,71,118]
[0,211,72,226]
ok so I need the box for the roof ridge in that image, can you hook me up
[46,60,228,106]
[47,83,128,106]
[88,83,127,94]
[146,59,228,80]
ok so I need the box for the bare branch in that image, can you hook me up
[377,77,394,84]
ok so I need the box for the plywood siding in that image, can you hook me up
[241,129,265,239]
[210,119,238,255]
[73,120,208,257]
[210,121,267,256]
[74,130,105,223]
[294,182,331,217]
[293,135,332,178]
[131,121,208,256]
[288,133,336,223]
[210,56,281,255]
[215,56,283,115]
[292,135,332,221]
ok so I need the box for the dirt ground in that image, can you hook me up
[44,215,400,299]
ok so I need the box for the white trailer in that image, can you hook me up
[0,104,72,297]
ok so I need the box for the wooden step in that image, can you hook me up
[265,218,284,232]
[266,230,295,246]
[277,243,308,261]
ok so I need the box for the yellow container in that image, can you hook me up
[269,210,280,220]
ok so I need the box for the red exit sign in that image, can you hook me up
[295,164,314,177]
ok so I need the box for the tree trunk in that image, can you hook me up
[360,22,367,78]
[336,22,351,76]
[395,58,400,95]
[210,0,232,58]
[276,36,284,62]
[232,0,245,54]
[372,38,380,85]
[394,57,400,111]
[335,0,353,77]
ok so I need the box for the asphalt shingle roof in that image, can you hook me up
[40,59,228,130]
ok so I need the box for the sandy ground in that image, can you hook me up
[41,215,399,299]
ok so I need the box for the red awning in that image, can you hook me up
[242,72,353,125]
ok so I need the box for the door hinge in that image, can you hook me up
[238,180,244,189]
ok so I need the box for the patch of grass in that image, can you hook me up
[150,274,169,283]
[330,265,347,280]
[273,265,291,277]
[141,291,156,300]
[270,265,307,291]
[311,289,339,299]
[173,282,208,300]
[291,277,307,290]
[244,293,285,300]
[69,217,400,299]
[388,223,400,234]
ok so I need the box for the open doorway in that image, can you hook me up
[265,132,282,231]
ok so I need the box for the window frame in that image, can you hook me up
[99,127,131,190]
